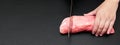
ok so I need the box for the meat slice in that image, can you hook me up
[60,15,115,34]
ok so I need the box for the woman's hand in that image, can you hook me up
[84,0,119,36]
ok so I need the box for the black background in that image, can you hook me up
[0,0,120,45]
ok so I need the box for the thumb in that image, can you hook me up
[84,9,97,16]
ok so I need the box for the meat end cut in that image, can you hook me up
[59,15,115,34]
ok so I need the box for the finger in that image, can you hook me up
[100,20,110,36]
[95,19,105,36]
[107,18,115,34]
[92,16,100,35]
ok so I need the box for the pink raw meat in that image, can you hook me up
[60,15,115,34]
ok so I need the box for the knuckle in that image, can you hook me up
[110,18,114,21]
[106,18,111,22]
[101,32,105,35]
[93,30,96,32]
[101,31,104,34]
[108,27,112,30]
[98,29,102,32]
[93,29,97,33]
[97,30,102,33]
[102,30,107,34]
[111,18,115,21]
[102,29,107,33]
[99,26,103,30]
[109,17,115,21]
[104,27,108,30]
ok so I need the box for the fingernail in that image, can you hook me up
[95,34,98,37]
[100,34,102,36]
[92,32,94,34]
[107,32,110,34]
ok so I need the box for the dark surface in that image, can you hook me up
[0,0,120,45]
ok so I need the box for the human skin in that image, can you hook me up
[59,16,115,34]
[84,0,119,36]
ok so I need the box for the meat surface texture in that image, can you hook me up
[59,15,115,34]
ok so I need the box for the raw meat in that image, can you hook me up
[59,15,115,34]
